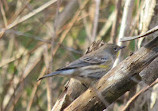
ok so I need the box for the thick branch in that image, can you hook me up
[140,56,158,84]
[64,37,158,111]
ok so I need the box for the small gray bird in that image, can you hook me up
[38,43,125,86]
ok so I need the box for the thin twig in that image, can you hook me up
[96,11,115,39]
[114,0,134,66]
[5,29,51,43]
[46,0,62,110]
[26,67,47,111]
[91,0,100,42]
[82,10,92,42]
[137,0,156,48]
[8,0,31,24]
[4,57,43,111]
[122,79,158,111]
[52,0,89,56]
[0,0,57,38]
[0,0,8,27]
[120,25,158,42]
[110,0,122,44]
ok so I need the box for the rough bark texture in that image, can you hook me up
[140,57,158,85]
[64,37,158,111]
[51,79,87,111]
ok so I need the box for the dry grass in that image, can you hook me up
[0,0,158,111]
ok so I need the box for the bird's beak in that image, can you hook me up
[119,46,126,49]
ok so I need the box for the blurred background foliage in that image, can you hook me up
[0,0,158,111]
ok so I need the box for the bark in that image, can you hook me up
[51,79,87,111]
[140,57,158,85]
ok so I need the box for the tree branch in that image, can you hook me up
[120,25,158,42]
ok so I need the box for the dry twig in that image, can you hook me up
[122,79,158,111]
[120,25,158,42]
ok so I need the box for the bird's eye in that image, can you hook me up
[114,47,118,51]
[101,58,106,60]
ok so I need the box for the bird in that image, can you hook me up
[37,43,125,86]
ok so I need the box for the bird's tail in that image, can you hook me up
[37,69,75,81]
[37,71,61,81]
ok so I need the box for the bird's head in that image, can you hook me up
[101,43,126,59]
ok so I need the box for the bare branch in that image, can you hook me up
[4,57,44,111]
[110,0,122,44]
[114,0,135,65]
[122,78,158,111]
[120,25,158,42]
[91,0,101,42]
[0,0,57,38]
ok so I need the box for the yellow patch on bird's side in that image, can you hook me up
[99,64,110,69]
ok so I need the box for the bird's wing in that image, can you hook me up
[56,55,108,71]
